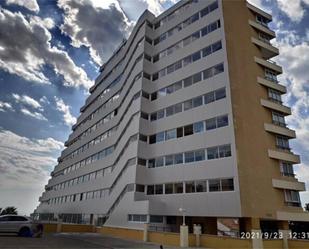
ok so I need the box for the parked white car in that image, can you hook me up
[0,215,36,236]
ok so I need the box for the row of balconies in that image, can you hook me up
[247,3,306,206]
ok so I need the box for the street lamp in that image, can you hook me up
[179,207,186,226]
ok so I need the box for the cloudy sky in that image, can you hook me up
[0,0,308,215]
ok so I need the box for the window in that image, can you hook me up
[284,190,300,205]
[136,184,145,192]
[150,215,163,223]
[150,113,157,121]
[276,136,290,150]
[219,145,231,157]
[149,135,156,144]
[159,69,166,78]
[165,129,176,140]
[204,92,215,104]
[193,121,204,133]
[156,132,165,143]
[193,72,202,83]
[212,41,222,52]
[174,103,182,114]
[200,7,209,18]
[177,127,183,138]
[209,179,221,192]
[155,157,164,167]
[192,51,201,62]
[155,184,163,194]
[167,64,174,74]
[166,85,174,95]
[166,106,174,117]
[185,151,195,163]
[201,26,208,36]
[174,81,182,91]
[193,96,203,107]
[192,31,200,41]
[184,99,192,110]
[165,183,173,194]
[151,92,157,101]
[165,155,174,166]
[207,147,219,160]
[206,118,217,130]
[184,76,193,88]
[209,1,218,11]
[184,124,194,136]
[221,179,234,191]
[138,158,147,166]
[183,56,192,66]
[158,88,166,97]
[268,89,282,103]
[139,134,148,142]
[147,185,155,195]
[175,153,183,164]
[280,162,294,177]
[215,88,226,100]
[213,63,224,75]
[152,73,158,81]
[128,214,147,223]
[272,112,286,127]
[217,115,228,128]
[174,60,182,70]
[196,181,207,192]
[175,183,183,193]
[203,67,213,79]
[191,13,199,23]
[186,182,195,193]
[148,159,155,168]
[157,110,165,119]
[256,15,268,27]
[183,36,191,46]
[265,69,277,82]
[195,150,205,161]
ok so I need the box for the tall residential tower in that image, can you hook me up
[35,0,308,234]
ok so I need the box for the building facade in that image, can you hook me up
[34,0,308,234]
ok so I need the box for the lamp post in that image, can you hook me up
[179,207,186,226]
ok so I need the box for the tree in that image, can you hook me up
[305,203,309,212]
[0,206,18,215]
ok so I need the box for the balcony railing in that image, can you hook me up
[265,76,279,83]
[276,144,291,152]
[272,120,287,128]
[281,172,296,178]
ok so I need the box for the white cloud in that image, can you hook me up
[21,108,47,121]
[276,0,307,22]
[0,129,63,214]
[12,93,42,109]
[272,23,309,206]
[57,0,133,65]
[54,96,76,126]
[6,0,40,13]
[0,8,93,89]
[0,101,14,112]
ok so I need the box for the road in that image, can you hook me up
[0,232,201,249]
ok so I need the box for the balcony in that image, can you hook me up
[257,76,286,93]
[277,211,309,221]
[272,179,305,191]
[260,99,291,115]
[251,37,279,59]
[247,2,272,21]
[264,123,296,138]
[254,57,282,74]
[268,149,300,164]
[249,20,275,38]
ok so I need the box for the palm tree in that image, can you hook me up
[0,206,18,215]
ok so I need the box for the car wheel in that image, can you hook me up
[18,227,31,237]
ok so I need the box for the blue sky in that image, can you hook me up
[0,0,308,215]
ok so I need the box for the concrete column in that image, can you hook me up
[180,225,189,247]
[143,223,149,242]
[251,229,263,249]
[56,218,62,233]
[279,229,290,249]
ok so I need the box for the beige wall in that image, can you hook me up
[221,0,302,219]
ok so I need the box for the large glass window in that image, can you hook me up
[195,150,205,161]
[193,121,204,133]
[155,184,163,194]
[221,179,234,191]
[207,147,219,160]
[185,151,195,163]
[196,181,207,192]
[186,182,195,193]
[175,153,183,164]
[209,179,221,192]
[165,129,176,140]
